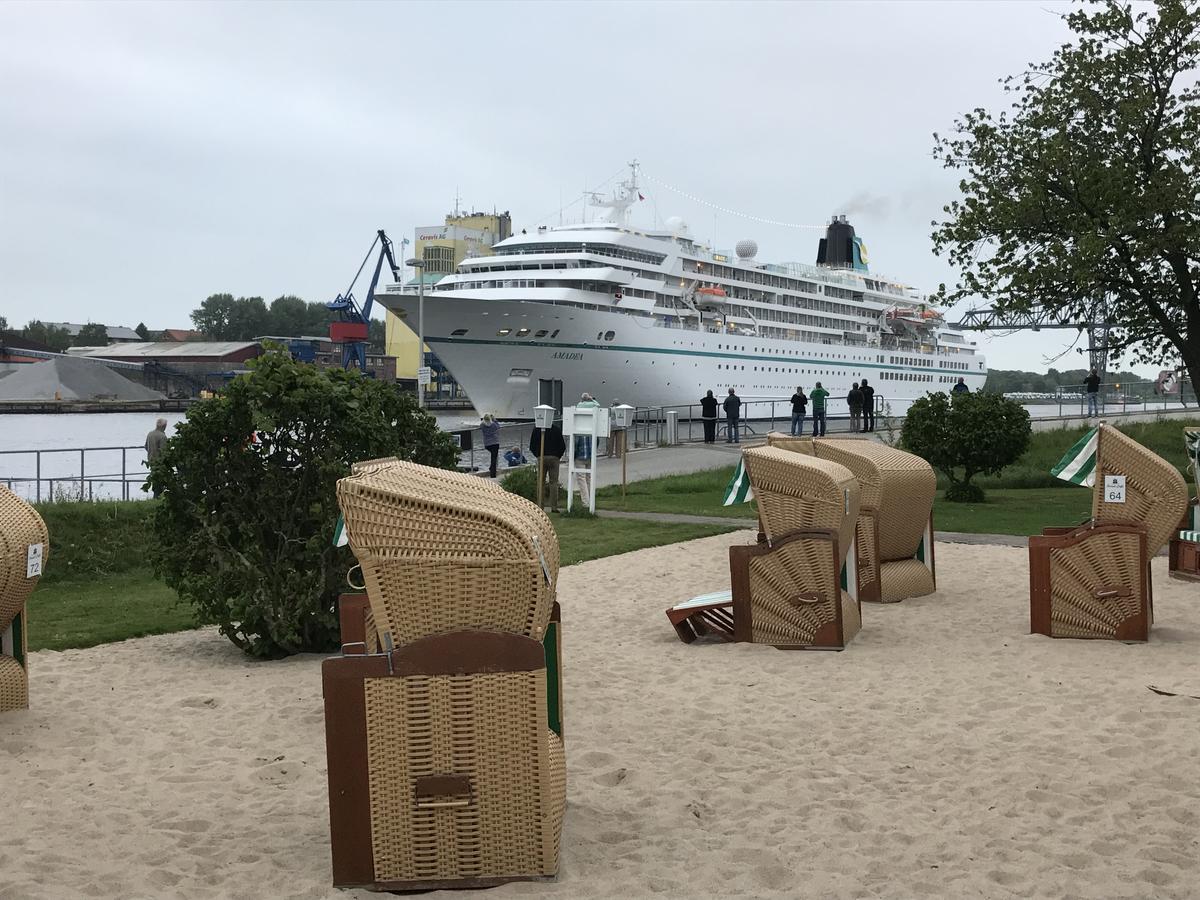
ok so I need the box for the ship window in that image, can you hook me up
[516,328,530,337]
[597,331,603,340]
[551,330,560,338]
[497,328,512,336]
[534,330,548,338]
[604,331,615,341]
[451,328,468,336]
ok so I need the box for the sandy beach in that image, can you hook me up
[3,533,1199,899]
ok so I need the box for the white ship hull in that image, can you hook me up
[382,293,987,419]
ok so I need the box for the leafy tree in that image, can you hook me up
[148,349,460,658]
[933,0,1200,410]
[900,391,1032,502]
[135,322,150,340]
[369,317,386,353]
[267,294,308,336]
[23,320,72,352]
[0,315,8,332]
[228,296,269,340]
[192,293,238,339]
[74,322,108,346]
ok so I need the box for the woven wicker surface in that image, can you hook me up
[1048,530,1145,639]
[742,447,860,566]
[363,670,563,883]
[815,441,935,562]
[0,485,49,633]
[764,433,817,456]
[879,559,936,603]
[1092,425,1188,557]
[855,511,879,597]
[0,653,27,712]
[336,460,559,645]
[747,540,841,645]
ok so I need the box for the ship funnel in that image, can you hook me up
[816,215,869,272]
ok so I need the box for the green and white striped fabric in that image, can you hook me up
[1186,428,1199,473]
[1051,426,1099,486]
[333,514,349,547]
[723,457,754,506]
[1179,530,1200,543]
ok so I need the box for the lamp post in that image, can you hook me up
[406,256,426,408]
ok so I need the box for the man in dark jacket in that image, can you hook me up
[860,378,876,432]
[789,386,808,436]
[1085,368,1101,417]
[952,377,969,394]
[700,390,719,443]
[847,383,864,433]
[528,422,567,512]
[723,388,742,444]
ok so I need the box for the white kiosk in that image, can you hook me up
[562,404,609,513]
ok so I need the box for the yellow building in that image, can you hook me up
[386,211,512,377]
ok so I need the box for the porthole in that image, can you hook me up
[534,329,548,338]
[516,328,530,337]
[497,328,511,336]
[451,328,468,336]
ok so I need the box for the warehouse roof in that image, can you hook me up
[70,341,261,359]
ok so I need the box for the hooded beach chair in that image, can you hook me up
[1,486,48,713]
[666,446,862,650]
[1030,423,1188,640]
[322,458,565,891]
[764,435,937,602]
[1169,427,1200,582]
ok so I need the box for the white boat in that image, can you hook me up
[378,163,987,418]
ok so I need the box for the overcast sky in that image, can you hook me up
[0,0,1151,375]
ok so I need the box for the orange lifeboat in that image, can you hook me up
[696,286,727,298]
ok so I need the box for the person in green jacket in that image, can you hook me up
[810,382,829,437]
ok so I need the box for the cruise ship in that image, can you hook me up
[378,164,986,419]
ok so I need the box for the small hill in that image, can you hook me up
[0,357,164,401]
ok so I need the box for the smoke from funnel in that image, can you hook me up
[837,191,891,220]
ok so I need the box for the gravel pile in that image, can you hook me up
[0,357,164,401]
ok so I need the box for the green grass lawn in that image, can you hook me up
[27,509,735,652]
[597,464,1098,536]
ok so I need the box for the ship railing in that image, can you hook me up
[1017,380,1198,418]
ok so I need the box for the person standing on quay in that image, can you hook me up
[952,377,970,395]
[860,378,876,432]
[1085,368,1101,417]
[529,420,566,512]
[789,386,808,436]
[145,418,168,498]
[480,413,501,477]
[700,390,719,443]
[848,382,864,433]
[606,398,625,458]
[810,382,829,437]
[723,387,742,444]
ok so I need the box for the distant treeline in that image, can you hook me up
[190,294,385,350]
[983,367,1149,394]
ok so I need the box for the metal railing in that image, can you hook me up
[1010,380,1196,419]
[0,445,149,503]
[622,395,890,447]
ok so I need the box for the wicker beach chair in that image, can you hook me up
[1030,424,1188,640]
[1,486,48,713]
[762,435,937,602]
[666,446,862,650]
[322,458,565,891]
[1169,427,1200,582]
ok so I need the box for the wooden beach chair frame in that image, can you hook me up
[325,459,566,890]
[666,447,862,650]
[1029,423,1188,640]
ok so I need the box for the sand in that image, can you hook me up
[3,535,1200,900]
[0,357,164,401]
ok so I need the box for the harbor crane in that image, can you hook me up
[954,301,1116,383]
[327,230,401,371]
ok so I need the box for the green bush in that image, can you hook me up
[900,391,1032,502]
[148,349,460,658]
[500,464,565,507]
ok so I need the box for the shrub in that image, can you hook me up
[500,464,566,507]
[900,391,1031,502]
[148,349,460,657]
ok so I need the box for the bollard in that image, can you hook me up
[666,410,678,445]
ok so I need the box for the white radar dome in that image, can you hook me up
[735,239,758,259]
[665,216,689,235]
